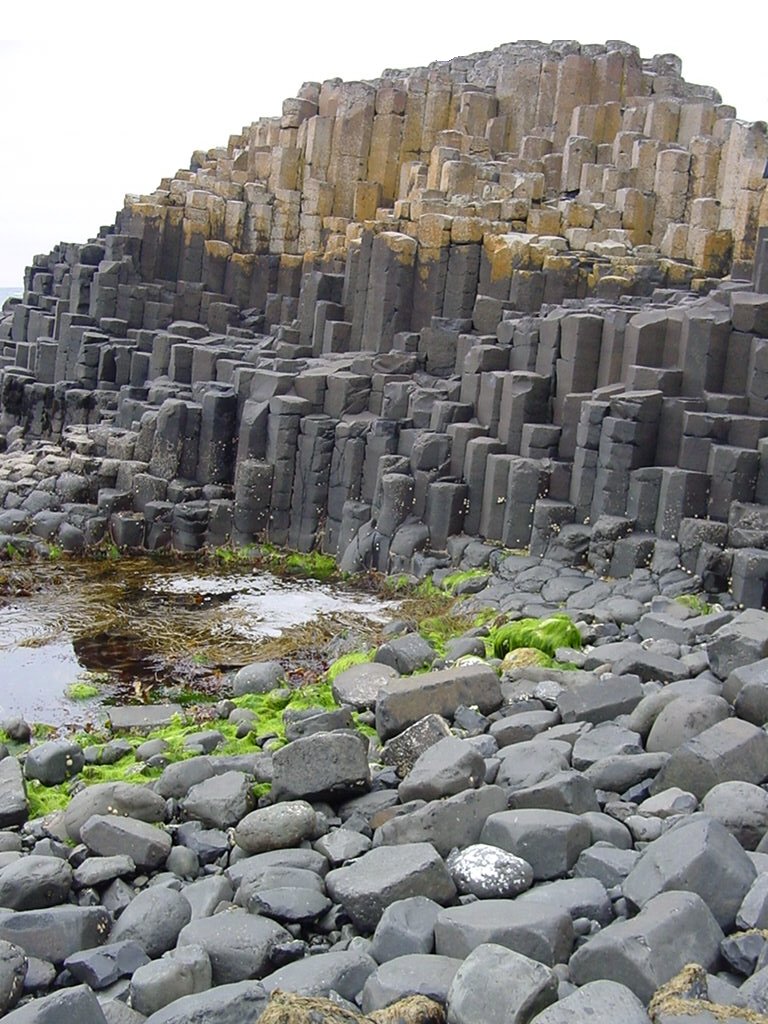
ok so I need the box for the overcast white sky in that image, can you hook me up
[1,0,765,286]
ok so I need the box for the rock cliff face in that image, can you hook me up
[1,39,768,600]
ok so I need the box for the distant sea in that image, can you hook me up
[0,286,22,305]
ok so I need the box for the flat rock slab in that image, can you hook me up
[108,705,183,729]
[331,662,398,710]
[261,949,377,1002]
[81,815,171,871]
[325,842,456,933]
[372,786,507,857]
[0,760,27,829]
[569,891,723,1004]
[2,984,108,1023]
[480,809,592,881]
[436,898,573,965]
[556,673,643,725]
[361,953,462,1013]
[141,980,268,1024]
[0,906,111,964]
[271,731,370,802]
[375,664,502,741]
[529,979,650,1023]
[177,910,289,985]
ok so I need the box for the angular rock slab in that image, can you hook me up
[622,814,756,929]
[81,814,171,871]
[375,664,502,741]
[2,983,108,1023]
[528,979,650,1023]
[109,887,192,958]
[361,953,462,1012]
[262,949,377,1002]
[325,842,456,932]
[707,609,768,679]
[649,718,768,800]
[398,736,485,802]
[271,731,370,801]
[0,906,111,963]
[569,891,723,1004]
[370,897,442,963]
[479,809,591,881]
[0,939,26,1015]
[435,899,573,965]
[0,760,27,829]
[446,942,558,1024]
[177,910,289,985]
[63,782,166,842]
[141,980,268,1024]
[0,855,73,911]
[332,661,398,709]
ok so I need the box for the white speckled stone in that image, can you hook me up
[447,843,533,898]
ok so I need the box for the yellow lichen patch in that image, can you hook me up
[648,963,768,1023]
[500,646,553,670]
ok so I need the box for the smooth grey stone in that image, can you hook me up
[372,786,507,857]
[233,800,316,854]
[81,815,171,871]
[24,739,84,785]
[569,891,723,1003]
[232,661,284,696]
[271,732,370,802]
[2,984,108,1023]
[248,887,331,923]
[74,855,136,889]
[181,771,254,830]
[436,898,573,965]
[154,760,216,801]
[506,769,600,815]
[489,711,561,748]
[574,843,640,888]
[141,980,267,1024]
[645,694,731,753]
[398,737,485,803]
[64,940,149,989]
[63,784,165,843]
[707,610,768,680]
[374,634,437,675]
[447,943,558,1024]
[528,978,650,1023]
[447,844,533,899]
[313,829,371,866]
[129,945,212,1017]
[0,856,73,910]
[166,845,199,880]
[571,722,643,770]
[361,952,462,1012]
[740,962,768,1012]
[480,809,592,881]
[226,848,328,890]
[325,842,456,932]
[555,673,643,725]
[262,948,376,1001]
[0,760,28,829]
[650,718,768,800]
[583,752,669,792]
[177,909,289,984]
[627,678,721,738]
[109,887,191,958]
[375,665,502,741]
[0,939,26,1014]
[701,781,768,850]
[331,662,398,710]
[494,741,570,791]
[583,643,689,684]
[580,811,633,849]
[738,874,768,930]
[235,866,324,910]
[181,875,234,919]
[0,906,111,963]
[515,877,613,927]
[370,896,441,963]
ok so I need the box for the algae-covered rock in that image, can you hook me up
[257,990,446,1024]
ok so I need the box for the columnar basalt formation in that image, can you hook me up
[2,40,768,602]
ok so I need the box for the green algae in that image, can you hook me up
[25,779,72,818]
[675,593,713,616]
[418,611,476,655]
[65,682,101,701]
[489,614,582,660]
[440,568,490,593]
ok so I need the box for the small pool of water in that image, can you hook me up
[0,558,391,726]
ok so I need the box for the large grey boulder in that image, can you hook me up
[129,945,212,1017]
[515,877,613,927]
[232,660,285,696]
[271,731,370,801]
[177,909,289,984]
[446,943,558,1024]
[569,891,724,1003]
[372,786,507,857]
[361,953,462,1012]
[109,887,192,957]
[142,980,267,1024]
[622,814,756,929]
[181,771,254,829]
[555,673,643,725]
[493,741,569,792]
[325,843,456,932]
[645,694,731,753]
[480,809,591,880]
[23,739,84,785]
[2,984,108,1023]
[707,610,768,679]
[528,979,650,1023]
[63,783,166,842]
[375,664,502,741]
[398,737,485,802]
[0,939,26,1015]
[571,722,642,770]
[649,718,768,799]
[370,897,441,963]
[0,906,111,963]
[331,661,398,710]
[700,781,768,849]
[506,770,599,815]
[375,634,437,674]
[628,678,721,739]
[64,940,149,990]
[81,814,171,870]
[0,760,27,829]
[234,800,317,854]
[0,856,72,910]
[435,899,573,965]
[261,948,377,1001]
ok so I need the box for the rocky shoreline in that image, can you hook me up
[0,546,767,1022]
